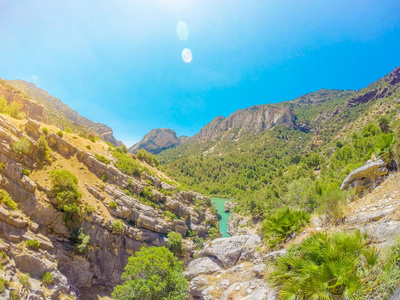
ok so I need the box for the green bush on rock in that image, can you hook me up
[50,170,82,228]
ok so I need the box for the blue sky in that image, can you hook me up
[1,0,400,145]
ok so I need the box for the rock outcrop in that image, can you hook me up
[193,105,295,142]
[0,113,218,298]
[0,80,47,123]
[185,234,277,300]
[340,159,388,196]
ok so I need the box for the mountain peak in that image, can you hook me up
[129,128,184,154]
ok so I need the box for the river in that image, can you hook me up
[211,197,230,237]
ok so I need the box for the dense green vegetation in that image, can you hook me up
[261,207,309,249]
[136,149,160,167]
[160,92,398,223]
[271,231,378,299]
[50,169,82,228]
[271,231,400,300]
[112,246,188,300]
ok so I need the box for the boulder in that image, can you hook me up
[14,254,54,278]
[341,159,388,195]
[253,263,266,277]
[183,257,221,280]
[223,201,236,213]
[199,234,261,268]
[25,119,41,139]
[188,276,209,299]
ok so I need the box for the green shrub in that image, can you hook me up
[0,162,4,171]
[113,151,142,177]
[115,145,128,153]
[0,95,8,113]
[22,169,31,177]
[270,231,378,300]
[109,201,118,209]
[41,272,54,286]
[141,186,153,200]
[13,137,31,155]
[111,220,124,233]
[56,131,63,138]
[0,189,18,210]
[84,203,95,214]
[50,170,82,228]
[0,277,8,293]
[122,189,132,196]
[19,274,31,291]
[88,133,98,143]
[95,154,110,164]
[187,230,196,237]
[261,206,309,249]
[10,290,20,300]
[64,126,73,133]
[207,227,220,240]
[9,101,22,118]
[101,174,108,182]
[317,189,351,224]
[41,127,49,135]
[105,141,114,148]
[75,228,90,254]
[167,232,184,256]
[365,236,400,298]
[112,246,188,300]
[0,251,8,264]
[163,210,178,221]
[37,135,51,163]
[137,149,160,167]
[26,239,40,250]
[194,237,204,249]
[86,145,91,150]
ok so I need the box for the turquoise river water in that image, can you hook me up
[211,197,230,237]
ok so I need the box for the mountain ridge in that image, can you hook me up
[3,79,123,146]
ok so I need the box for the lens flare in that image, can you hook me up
[182,48,192,63]
[176,21,189,41]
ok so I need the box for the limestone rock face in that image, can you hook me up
[183,257,221,280]
[199,234,261,268]
[193,105,295,142]
[0,82,47,123]
[227,213,252,236]
[0,112,218,298]
[340,159,388,196]
[129,128,183,154]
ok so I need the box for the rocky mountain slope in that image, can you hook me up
[185,158,400,299]
[3,80,122,146]
[158,67,400,198]
[0,110,218,298]
[129,128,188,154]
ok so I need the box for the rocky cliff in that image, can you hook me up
[0,113,218,298]
[193,105,296,142]
[4,80,122,146]
[129,128,186,154]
